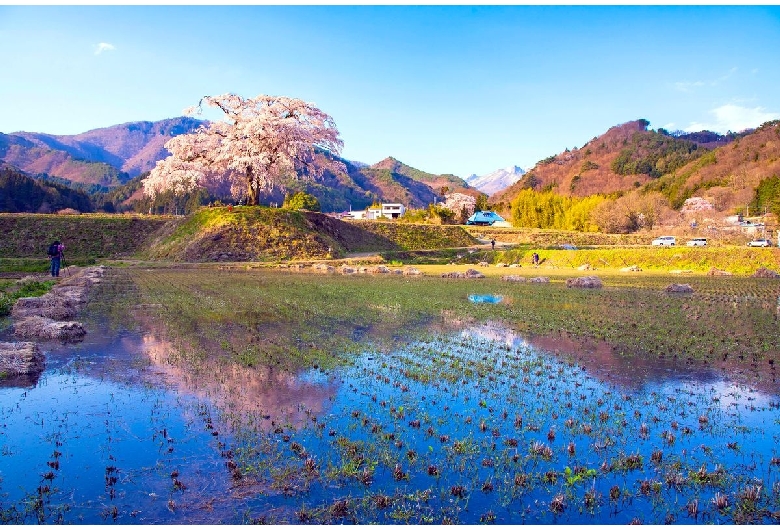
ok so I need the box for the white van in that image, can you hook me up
[651,236,676,246]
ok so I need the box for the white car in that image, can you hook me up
[748,239,773,247]
[652,236,676,246]
[686,238,707,247]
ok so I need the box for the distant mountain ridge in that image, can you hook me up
[270,156,474,212]
[466,165,526,196]
[489,118,774,218]
[4,116,777,221]
[0,120,476,212]
[1,117,204,188]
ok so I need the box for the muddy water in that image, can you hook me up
[1,320,780,523]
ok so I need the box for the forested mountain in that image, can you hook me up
[1,117,203,188]
[368,157,472,196]
[646,120,780,210]
[0,165,93,213]
[490,119,760,212]
[487,119,780,233]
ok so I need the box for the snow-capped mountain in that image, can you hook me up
[465,165,526,196]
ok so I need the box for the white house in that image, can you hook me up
[348,203,406,220]
[378,203,405,219]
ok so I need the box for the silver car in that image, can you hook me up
[686,238,707,247]
[747,239,773,247]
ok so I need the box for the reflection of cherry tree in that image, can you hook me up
[142,94,344,205]
[142,333,335,429]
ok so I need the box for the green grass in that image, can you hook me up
[0,258,98,273]
[0,278,56,317]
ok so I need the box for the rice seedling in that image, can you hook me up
[550,493,566,514]
[711,491,729,511]
[3,264,780,524]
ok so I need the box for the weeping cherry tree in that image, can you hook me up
[142,93,344,205]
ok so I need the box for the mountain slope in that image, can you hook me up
[253,156,464,211]
[370,157,474,196]
[0,164,94,213]
[11,117,203,179]
[277,156,477,212]
[491,119,746,208]
[0,133,129,189]
[645,120,780,209]
[466,165,525,196]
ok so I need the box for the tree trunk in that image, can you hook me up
[245,168,258,206]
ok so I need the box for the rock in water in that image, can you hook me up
[0,341,45,375]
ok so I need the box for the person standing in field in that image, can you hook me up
[47,240,64,277]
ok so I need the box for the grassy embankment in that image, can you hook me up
[2,209,778,274]
[142,207,477,262]
[0,213,174,272]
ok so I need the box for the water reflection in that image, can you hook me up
[468,294,504,304]
[2,313,780,524]
[0,371,41,388]
[459,320,774,397]
[526,333,722,390]
[141,334,337,430]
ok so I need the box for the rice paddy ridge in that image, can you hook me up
[0,212,173,259]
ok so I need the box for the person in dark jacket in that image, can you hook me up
[47,240,64,277]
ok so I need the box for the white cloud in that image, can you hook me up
[673,80,704,93]
[94,42,116,55]
[717,67,738,83]
[684,104,780,133]
[673,67,737,93]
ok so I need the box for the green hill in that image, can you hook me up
[144,207,478,262]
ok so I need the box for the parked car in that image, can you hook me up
[686,238,707,247]
[651,236,676,246]
[747,239,773,247]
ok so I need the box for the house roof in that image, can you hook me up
[467,211,505,223]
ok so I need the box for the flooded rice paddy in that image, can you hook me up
[2,313,780,524]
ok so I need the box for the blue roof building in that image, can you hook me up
[466,211,506,226]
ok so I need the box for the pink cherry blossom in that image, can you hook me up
[142,93,344,205]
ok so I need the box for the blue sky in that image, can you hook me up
[1,5,779,177]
